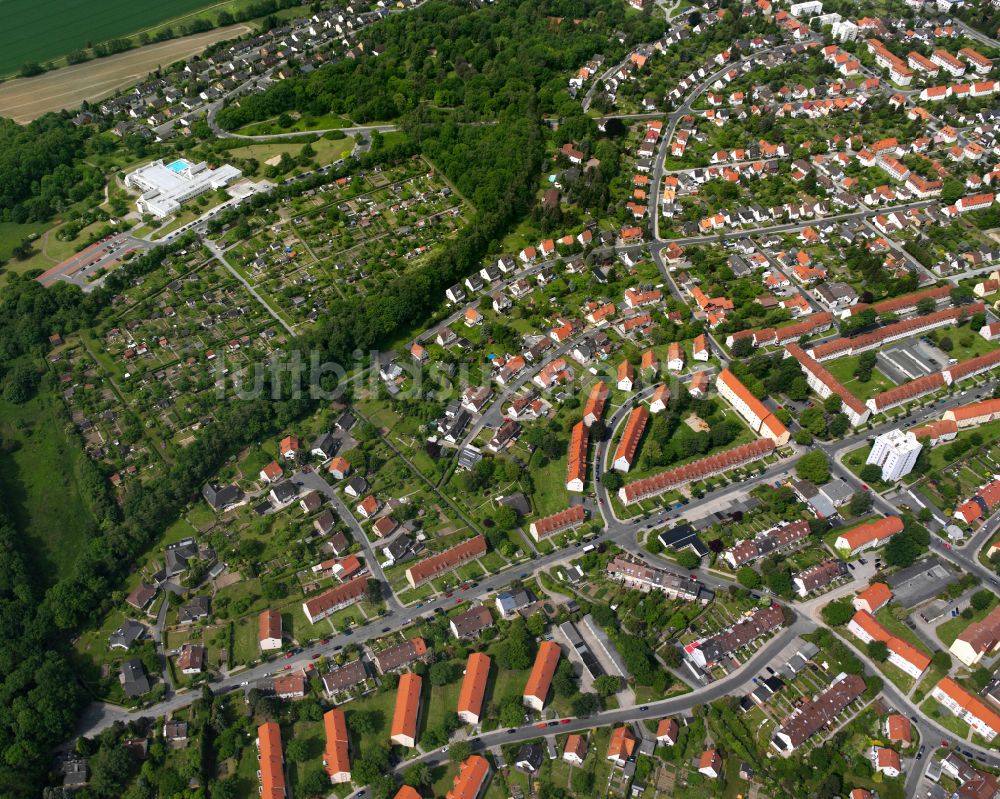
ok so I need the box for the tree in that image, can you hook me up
[429,660,459,686]
[365,578,383,604]
[849,491,873,516]
[971,590,993,612]
[662,645,683,668]
[860,464,882,483]
[552,659,578,697]
[298,768,332,797]
[603,471,623,491]
[800,407,828,437]
[884,531,922,568]
[495,506,518,530]
[593,675,620,697]
[796,450,831,484]
[676,551,701,570]
[494,618,535,670]
[731,337,753,357]
[823,394,843,414]
[449,740,471,762]
[499,696,525,727]
[916,297,937,314]
[867,640,889,661]
[828,414,850,438]
[821,599,854,626]
[286,737,312,762]
[404,763,432,789]
[571,692,600,717]
[932,649,952,673]
[794,430,814,445]
[736,567,761,589]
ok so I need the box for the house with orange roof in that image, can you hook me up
[259,609,283,651]
[464,307,483,327]
[949,604,1000,666]
[944,398,1000,428]
[834,516,904,555]
[931,677,1000,740]
[324,709,351,783]
[563,734,588,765]
[405,535,487,588]
[655,718,678,745]
[523,641,561,711]
[583,381,608,427]
[847,610,930,678]
[715,369,789,445]
[260,461,283,483]
[872,746,901,777]
[692,334,709,362]
[886,714,911,745]
[446,755,490,799]
[528,506,586,543]
[667,342,684,372]
[617,360,635,391]
[357,495,379,518]
[328,456,351,480]
[640,348,659,378]
[395,788,422,799]
[390,672,422,747]
[566,421,590,493]
[698,749,723,778]
[457,652,491,725]
[649,384,671,414]
[302,575,368,624]
[613,406,650,473]
[606,726,637,766]
[853,582,892,614]
[280,435,300,459]
[257,722,286,799]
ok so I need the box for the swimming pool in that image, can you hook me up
[166,159,189,173]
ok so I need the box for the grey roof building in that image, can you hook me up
[121,659,150,698]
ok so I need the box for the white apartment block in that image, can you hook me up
[866,429,922,481]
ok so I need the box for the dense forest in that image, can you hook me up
[217,0,664,128]
[0,117,102,223]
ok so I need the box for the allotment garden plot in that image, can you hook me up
[226,160,471,327]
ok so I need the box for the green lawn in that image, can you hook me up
[236,113,352,135]
[0,390,97,582]
[527,448,570,518]
[824,356,897,400]
[920,696,971,739]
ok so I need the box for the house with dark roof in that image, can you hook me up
[121,659,150,698]
[109,619,146,650]
[202,482,245,511]
[178,595,210,625]
[450,606,494,639]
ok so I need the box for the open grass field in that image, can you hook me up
[0,23,251,122]
[0,389,96,583]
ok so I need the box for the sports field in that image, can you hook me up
[0,24,251,122]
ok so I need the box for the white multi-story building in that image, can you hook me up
[831,19,858,40]
[125,158,242,218]
[866,429,922,481]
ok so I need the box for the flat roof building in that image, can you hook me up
[125,158,242,219]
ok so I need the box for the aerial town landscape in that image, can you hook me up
[10,0,1000,798]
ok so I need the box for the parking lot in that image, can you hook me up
[876,338,950,384]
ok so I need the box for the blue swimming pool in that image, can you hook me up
[166,159,188,173]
